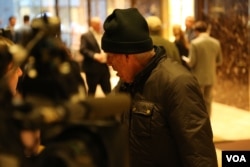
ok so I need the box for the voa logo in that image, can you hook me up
[226,155,247,162]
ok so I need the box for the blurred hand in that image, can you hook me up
[182,56,190,63]
[94,53,107,63]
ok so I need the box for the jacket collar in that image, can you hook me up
[134,46,166,83]
[120,46,166,96]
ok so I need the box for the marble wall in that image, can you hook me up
[200,0,249,111]
[133,0,249,110]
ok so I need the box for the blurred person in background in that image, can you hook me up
[80,17,111,96]
[15,14,31,44]
[172,24,190,70]
[183,21,223,117]
[184,16,196,42]
[146,15,181,64]
[5,16,17,42]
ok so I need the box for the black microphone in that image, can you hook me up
[82,93,131,119]
[12,93,131,126]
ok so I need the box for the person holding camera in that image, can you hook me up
[0,36,43,167]
[101,8,218,167]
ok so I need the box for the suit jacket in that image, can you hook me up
[79,30,109,74]
[188,33,223,86]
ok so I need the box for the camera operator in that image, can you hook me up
[12,14,130,167]
[0,36,43,167]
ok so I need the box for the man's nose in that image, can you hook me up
[17,67,23,76]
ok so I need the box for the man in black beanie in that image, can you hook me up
[102,8,218,167]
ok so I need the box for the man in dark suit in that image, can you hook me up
[80,17,111,96]
[4,16,17,42]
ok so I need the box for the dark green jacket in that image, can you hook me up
[151,35,181,63]
[116,46,218,167]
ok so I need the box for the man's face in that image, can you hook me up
[185,17,194,29]
[9,18,16,27]
[5,62,23,95]
[91,19,102,34]
[106,53,135,83]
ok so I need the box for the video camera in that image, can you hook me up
[0,13,130,167]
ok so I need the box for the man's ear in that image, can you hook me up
[7,62,14,71]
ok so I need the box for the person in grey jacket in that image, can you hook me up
[184,21,223,116]
[101,8,218,167]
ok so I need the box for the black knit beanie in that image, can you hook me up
[101,8,153,54]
